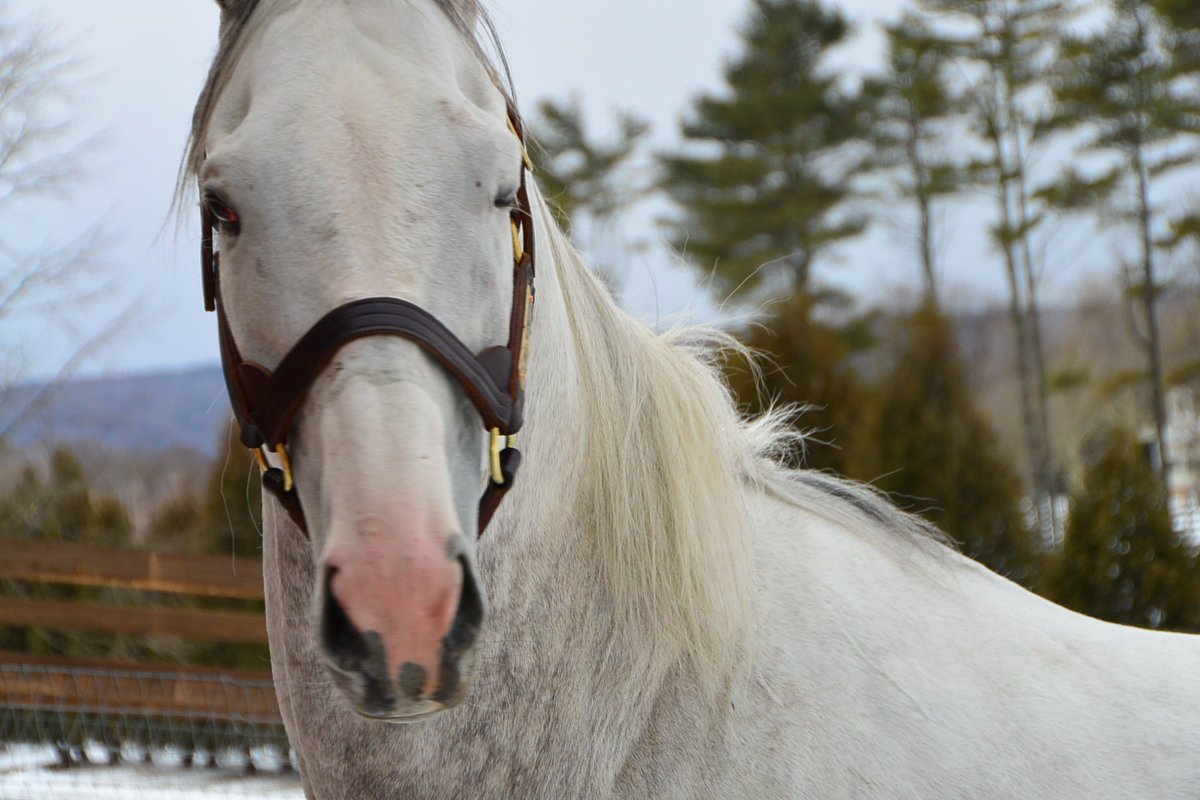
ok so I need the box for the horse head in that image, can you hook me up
[192,0,527,722]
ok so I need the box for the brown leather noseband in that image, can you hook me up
[201,104,535,540]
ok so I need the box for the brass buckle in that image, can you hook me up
[253,444,295,492]
[506,116,533,171]
[511,219,524,262]
[489,428,517,485]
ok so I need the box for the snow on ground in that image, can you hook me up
[0,745,304,799]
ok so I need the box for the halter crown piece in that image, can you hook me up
[200,103,535,540]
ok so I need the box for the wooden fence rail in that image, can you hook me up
[0,541,284,752]
[0,660,281,724]
[0,540,268,646]
[0,540,264,599]
[0,597,268,644]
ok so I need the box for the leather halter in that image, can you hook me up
[201,104,535,540]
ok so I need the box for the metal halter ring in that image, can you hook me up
[489,428,517,485]
[253,444,295,492]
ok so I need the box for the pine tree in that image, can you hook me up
[849,304,1041,585]
[530,96,649,233]
[862,12,964,301]
[659,0,868,307]
[0,448,132,546]
[528,97,649,294]
[726,292,875,475]
[146,424,262,558]
[919,0,1077,536]
[0,448,134,657]
[1049,0,1200,483]
[1043,426,1200,632]
[1155,0,1200,32]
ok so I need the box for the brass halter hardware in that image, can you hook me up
[254,444,294,492]
[507,115,533,172]
[511,221,524,262]
[489,428,506,485]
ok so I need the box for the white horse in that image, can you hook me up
[188,1,1200,797]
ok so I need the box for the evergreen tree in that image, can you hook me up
[726,291,876,475]
[530,96,649,233]
[0,448,132,546]
[848,304,1041,585]
[1164,209,1200,288]
[1049,0,1200,483]
[0,448,134,657]
[862,13,964,301]
[146,424,262,558]
[1043,426,1200,632]
[1155,0,1200,32]
[529,97,649,294]
[659,0,868,307]
[919,0,1077,536]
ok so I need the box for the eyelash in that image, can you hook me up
[204,193,240,231]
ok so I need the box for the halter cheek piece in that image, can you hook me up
[200,104,535,540]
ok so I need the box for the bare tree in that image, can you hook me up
[0,10,122,439]
[1049,0,1200,484]
[919,0,1080,537]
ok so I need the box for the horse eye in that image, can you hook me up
[205,194,241,230]
[494,189,518,209]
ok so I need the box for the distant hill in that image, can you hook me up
[0,366,230,459]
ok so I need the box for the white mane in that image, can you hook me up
[538,198,949,686]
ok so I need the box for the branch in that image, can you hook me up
[0,225,108,319]
[0,303,140,441]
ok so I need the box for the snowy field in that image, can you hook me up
[0,745,303,799]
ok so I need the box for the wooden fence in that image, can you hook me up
[0,540,287,760]
[0,540,264,598]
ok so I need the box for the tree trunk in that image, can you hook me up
[1132,138,1170,487]
[918,191,936,303]
[1006,96,1057,536]
[1128,5,1170,491]
[790,249,813,327]
[986,89,1048,538]
[905,108,938,303]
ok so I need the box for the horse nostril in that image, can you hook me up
[321,564,399,715]
[321,565,370,666]
[445,555,483,653]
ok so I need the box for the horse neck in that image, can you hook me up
[475,205,597,621]
[475,199,755,698]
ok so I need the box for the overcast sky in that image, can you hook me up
[3,0,1111,380]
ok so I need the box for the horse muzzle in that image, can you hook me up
[318,524,484,721]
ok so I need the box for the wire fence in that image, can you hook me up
[0,663,302,799]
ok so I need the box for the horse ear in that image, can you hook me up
[213,0,255,34]
[447,0,479,27]
[213,0,248,16]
